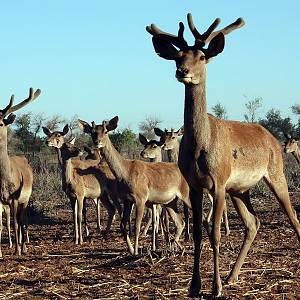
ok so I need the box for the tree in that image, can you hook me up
[110,128,138,158]
[259,108,295,140]
[244,97,262,123]
[138,115,162,140]
[291,104,300,115]
[14,113,34,153]
[211,102,227,119]
[45,114,66,132]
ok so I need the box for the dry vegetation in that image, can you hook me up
[0,153,299,299]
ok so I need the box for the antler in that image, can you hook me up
[0,88,41,117]
[146,22,188,50]
[147,13,245,50]
[205,17,245,44]
[187,13,221,47]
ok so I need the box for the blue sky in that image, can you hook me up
[0,1,299,131]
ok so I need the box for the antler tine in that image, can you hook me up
[0,95,15,116]
[147,23,188,50]
[205,17,245,43]
[187,13,221,47]
[5,88,41,115]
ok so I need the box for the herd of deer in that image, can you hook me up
[1,13,300,298]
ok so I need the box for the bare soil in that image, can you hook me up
[0,193,299,300]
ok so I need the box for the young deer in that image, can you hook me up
[43,129,117,244]
[139,133,191,243]
[147,14,300,297]
[78,117,191,255]
[284,134,300,164]
[0,88,41,257]
[155,127,230,236]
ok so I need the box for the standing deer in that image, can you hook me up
[0,88,41,257]
[43,128,117,244]
[284,134,300,164]
[155,127,230,236]
[147,13,300,297]
[78,117,191,254]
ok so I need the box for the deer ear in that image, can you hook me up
[139,133,148,145]
[62,124,69,136]
[204,32,225,59]
[106,116,119,132]
[152,37,180,60]
[176,127,184,136]
[4,113,16,126]
[69,137,76,145]
[42,126,52,136]
[154,127,164,137]
[78,119,92,134]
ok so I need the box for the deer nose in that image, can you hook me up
[176,68,189,77]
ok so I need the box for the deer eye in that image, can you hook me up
[200,55,205,61]
[152,145,157,148]
[172,137,176,139]
[0,123,3,127]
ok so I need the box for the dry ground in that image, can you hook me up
[0,193,299,300]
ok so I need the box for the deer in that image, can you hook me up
[154,127,230,236]
[283,133,300,164]
[147,13,300,297]
[139,133,192,244]
[0,88,41,257]
[78,117,192,255]
[1,205,12,249]
[42,128,118,244]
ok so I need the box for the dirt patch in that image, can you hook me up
[0,194,299,299]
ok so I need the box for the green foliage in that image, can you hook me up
[211,102,227,119]
[110,128,138,158]
[259,108,295,140]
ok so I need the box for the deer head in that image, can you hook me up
[0,88,41,141]
[139,133,163,159]
[284,133,299,154]
[78,116,119,148]
[60,137,82,159]
[154,127,184,150]
[83,145,102,160]
[42,124,69,148]
[147,13,244,85]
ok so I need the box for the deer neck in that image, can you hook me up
[61,156,74,187]
[167,142,179,163]
[56,148,63,169]
[184,75,211,153]
[0,140,15,201]
[150,150,162,163]
[101,137,129,181]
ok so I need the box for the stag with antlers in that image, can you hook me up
[0,88,41,256]
[147,13,300,297]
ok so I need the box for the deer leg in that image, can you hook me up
[226,191,260,284]
[152,204,157,251]
[121,199,134,255]
[211,187,226,297]
[134,200,145,255]
[25,207,29,244]
[13,201,21,255]
[20,204,27,254]
[100,193,116,240]
[165,200,185,249]
[70,198,79,245]
[183,203,190,241]
[77,197,84,245]
[83,198,89,238]
[189,187,204,298]
[4,205,12,248]
[0,202,3,258]
[223,199,230,236]
[142,207,152,236]
[264,176,300,241]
